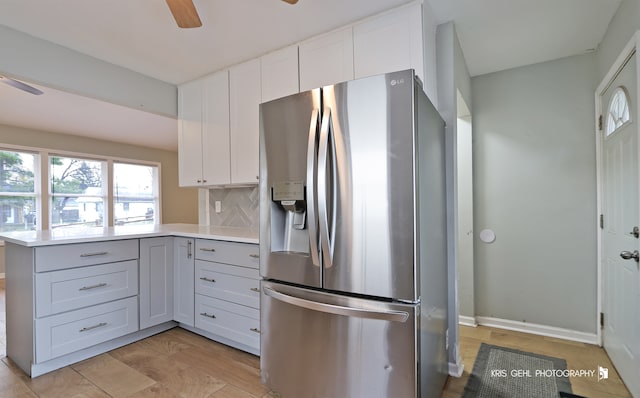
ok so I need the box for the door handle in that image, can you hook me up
[263,286,409,322]
[619,250,639,262]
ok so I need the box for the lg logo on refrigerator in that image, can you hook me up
[390,78,405,86]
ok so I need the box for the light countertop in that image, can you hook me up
[0,223,259,247]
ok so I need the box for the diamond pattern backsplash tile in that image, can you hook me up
[208,187,259,228]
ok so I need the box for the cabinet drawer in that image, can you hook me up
[35,260,138,317]
[195,294,260,352]
[35,296,139,363]
[195,239,259,269]
[195,260,260,309]
[35,240,139,272]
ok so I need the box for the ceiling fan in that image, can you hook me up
[166,0,299,29]
[0,75,44,95]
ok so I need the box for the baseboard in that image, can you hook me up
[459,315,477,327]
[475,316,598,345]
[448,359,464,377]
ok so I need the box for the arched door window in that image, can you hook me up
[606,86,631,136]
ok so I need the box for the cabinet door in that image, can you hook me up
[261,45,300,103]
[229,59,261,184]
[174,237,195,326]
[353,3,423,82]
[202,70,231,185]
[139,237,174,329]
[178,79,204,187]
[299,27,354,91]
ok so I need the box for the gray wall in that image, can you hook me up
[471,53,597,333]
[436,21,472,369]
[0,25,176,118]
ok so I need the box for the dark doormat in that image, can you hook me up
[463,343,578,398]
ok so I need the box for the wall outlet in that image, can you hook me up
[215,201,222,213]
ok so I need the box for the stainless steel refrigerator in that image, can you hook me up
[259,69,448,398]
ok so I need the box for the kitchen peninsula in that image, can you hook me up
[1,224,259,377]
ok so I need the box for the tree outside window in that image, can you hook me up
[0,150,38,232]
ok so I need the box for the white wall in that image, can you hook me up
[471,53,597,334]
[596,0,640,81]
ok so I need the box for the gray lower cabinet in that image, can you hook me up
[193,239,261,355]
[5,234,259,378]
[139,237,174,329]
[6,239,144,377]
[174,237,195,326]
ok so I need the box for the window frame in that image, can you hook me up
[0,147,42,233]
[0,143,161,232]
[605,86,632,136]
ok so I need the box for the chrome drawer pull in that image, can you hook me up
[80,251,108,258]
[199,277,216,283]
[199,248,216,252]
[249,254,260,259]
[79,322,108,333]
[250,327,260,333]
[250,287,260,293]
[79,283,108,291]
[200,312,216,319]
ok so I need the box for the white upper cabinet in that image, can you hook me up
[229,58,261,184]
[353,3,424,83]
[178,79,205,187]
[202,70,231,185]
[261,45,299,103]
[178,70,230,187]
[299,27,354,92]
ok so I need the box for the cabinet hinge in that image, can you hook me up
[598,114,603,131]
[600,214,604,229]
[600,312,604,328]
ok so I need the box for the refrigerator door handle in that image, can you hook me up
[318,106,334,268]
[306,109,321,267]
[263,286,409,322]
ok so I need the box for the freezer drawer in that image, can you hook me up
[260,281,417,398]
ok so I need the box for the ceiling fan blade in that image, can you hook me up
[0,76,44,95]
[281,0,298,4]
[166,0,202,28]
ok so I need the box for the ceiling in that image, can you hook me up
[0,0,623,151]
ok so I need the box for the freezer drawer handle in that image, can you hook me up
[199,277,216,283]
[200,312,216,319]
[263,287,409,323]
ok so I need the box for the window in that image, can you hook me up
[0,150,39,232]
[606,86,631,136]
[113,162,159,226]
[50,156,106,232]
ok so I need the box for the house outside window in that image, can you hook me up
[49,155,107,232]
[113,162,159,226]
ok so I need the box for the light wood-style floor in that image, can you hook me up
[0,279,632,397]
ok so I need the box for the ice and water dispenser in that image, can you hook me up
[270,181,310,255]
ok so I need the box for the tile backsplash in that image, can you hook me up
[207,187,259,228]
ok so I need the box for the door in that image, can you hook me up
[174,237,195,326]
[259,88,322,288]
[321,70,418,301]
[601,51,640,397]
[139,237,174,329]
[260,281,417,398]
[178,79,204,187]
